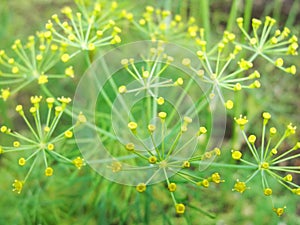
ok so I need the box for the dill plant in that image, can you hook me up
[0,0,299,224]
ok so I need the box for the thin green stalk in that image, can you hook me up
[199,0,210,41]
[243,0,253,32]
[273,0,282,22]
[226,0,239,31]
[191,161,257,170]
[189,204,216,219]
[261,123,266,160]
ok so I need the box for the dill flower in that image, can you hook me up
[184,29,262,103]
[72,41,224,215]
[184,17,298,103]
[127,5,196,42]
[232,112,300,216]
[118,44,183,98]
[0,96,86,193]
[0,33,71,100]
[46,1,121,55]
[236,16,298,74]
[123,114,223,214]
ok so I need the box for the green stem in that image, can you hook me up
[226,0,238,31]
[191,161,257,170]
[199,0,210,42]
[243,0,253,32]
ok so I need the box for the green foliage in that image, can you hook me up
[0,0,299,224]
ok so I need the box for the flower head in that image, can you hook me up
[233,180,247,193]
[0,96,85,192]
[46,2,121,53]
[234,115,248,130]
[0,34,72,100]
[12,180,24,194]
[232,112,300,214]
[129,6,196,43]
[237,16,298,73]
[175,203,185,215]
[118,44,184,99]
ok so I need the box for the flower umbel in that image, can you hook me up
[123,113,223,214]
[232,112,300,215]
[0,96,85,193]
[236,16,297,74]
[128,5,196,42]
[118,43,183,98]
[184,29,262,102]
[46,1,121,54]
[0,34,71,100]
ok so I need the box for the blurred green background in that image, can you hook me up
[0,0,299,224]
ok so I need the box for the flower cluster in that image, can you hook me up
[118,43,183,99]
[45,1,121,55]
[236,16,298,74]
[183,16,298,104]
[232,112,300,216]
[183,29,261,103]
[0,33,72,101]
[0,96,86,194]
[116,113,223,214]
[125,5,196,42]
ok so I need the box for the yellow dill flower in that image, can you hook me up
[211,173,223,184]
[65,66,75,78]
[273,207,286,216]
[148,156,157,164]
[58,96,72,105]
[136,183,146,192]
[198,126,207,135]
[12,180,24,194]
[0,88,10,101]
[264,188,273,196]
[175,203,185,214]
[13,141,20,148]
[248,135,256,144]
[148,124,156,132]
[233,180,247,193]
[270,127,277,136]
[260,162,269,169]
[64,130,73,138]
[73,157,85,169]
[231,150,242,160]
[225,100,234,109]
[201,179,210,188]
[156,97,165,105]
[168,183,177,192]
[18,158,26,166]
[182,161,190,168]
[38,75,48,84]
[0,96,85,192]
[48,2,121,52]
[233,112,300,213]
[158,112,167,120]
[0,34,71,99]
[125,143,135,151]
[237,16,297,72]
[118,45,185,98]
[234,115,248,130]
[47,143,55,151]
[238,59,253,70]
[118,85,127,94]
[128,122,138,132]
[45,167,54,176]
[130,6,196,43]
